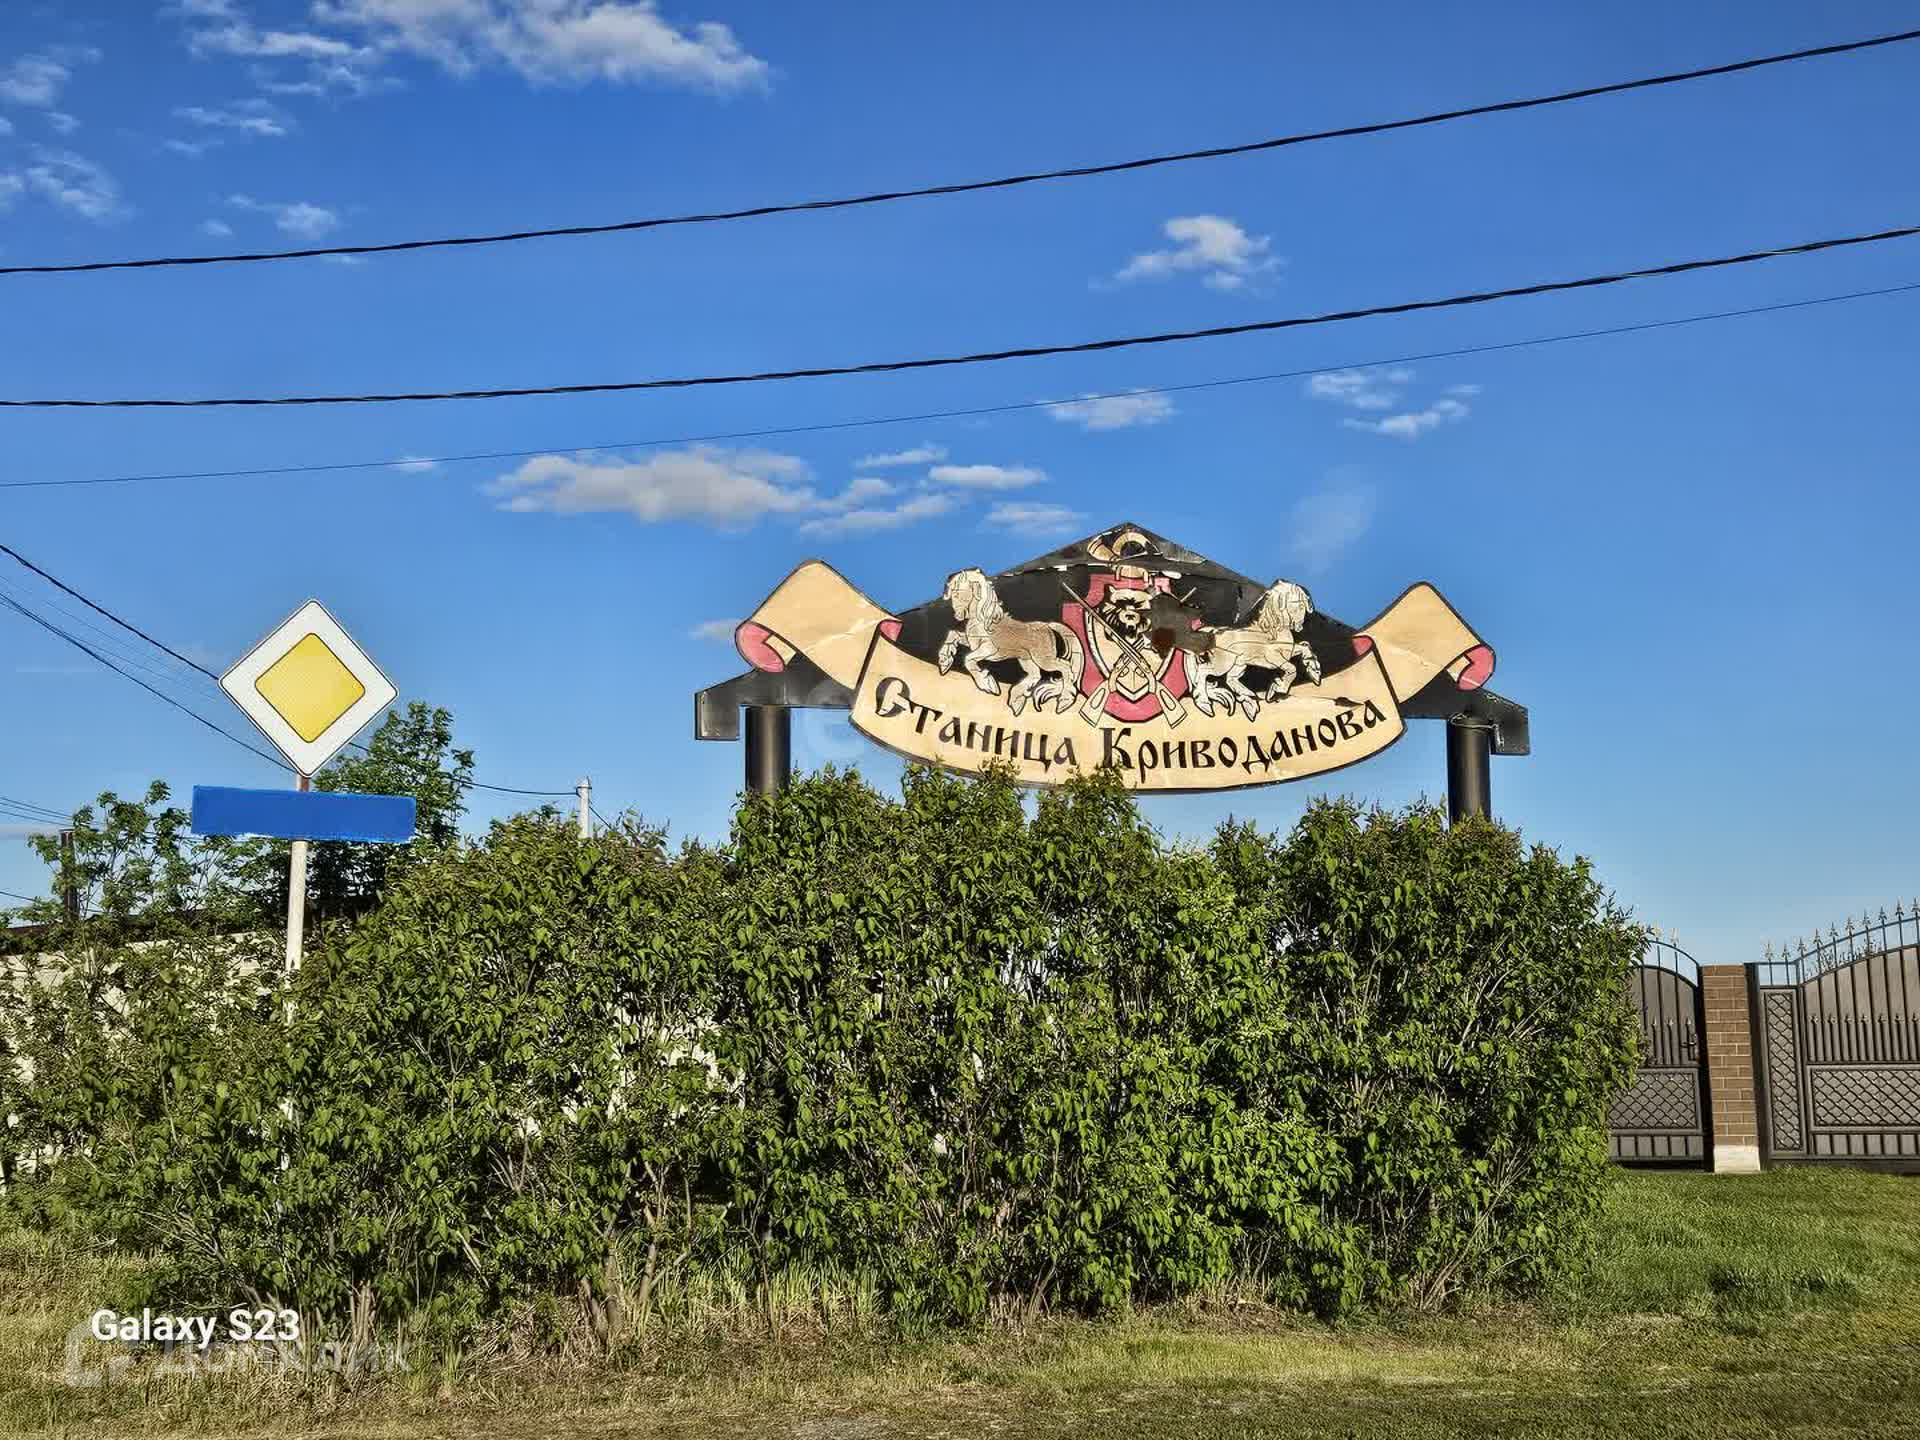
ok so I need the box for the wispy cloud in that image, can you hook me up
[45,111,80,135]
[1305,367,1411,412]
[200,217,233,237]
[174,2,770,98]
[1341,396,1471,440]
[0,47,99,109]
[927,463,1046,491]
[1045,390,1175,431]
[985,502,1087,538]
[24,149,123,222]
[229,194,342,238]
[1111,215,1280,292]
[855,443,947,468]
[1308,367,1479,440]
[798,493,957,538]
[1286,478,1377,573]
[393,456,439,473]
[491,445,820,528]
[688,618,739,642]
[175,99,291,137]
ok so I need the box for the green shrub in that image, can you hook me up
[7,769,1642,1334]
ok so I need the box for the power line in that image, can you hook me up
[6,222,1916,409]
[0,591,295,770]
[1,888,42,904]
[0,794,68,821]
[4,28,1917,279]
[0,543,575,798]
[5,277,1916,494]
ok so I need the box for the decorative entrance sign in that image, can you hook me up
[721,524,1497,793]
[219,600,398,777]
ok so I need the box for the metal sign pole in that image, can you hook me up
[285,773,310,978]
[744,705,791,795]
[1446,716,1493,823]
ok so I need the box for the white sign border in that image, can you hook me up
[220,599,398,777]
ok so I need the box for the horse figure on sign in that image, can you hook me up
[936,567,1084,717]
[1184,579,1322,722]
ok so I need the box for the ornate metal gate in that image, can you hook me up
[1609,939,1708,1165]
[1753,906,1920,1167]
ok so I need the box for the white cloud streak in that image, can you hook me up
[855,443,946,468]
[927,463,1046,491]
[688,618,739,642]
[24,150,122,221]
[1112,215,1280,292]
[230,194,342,237]
[175,99,291,136]
[1286,481,1377,573]
[491,445,820,528]
[985,502,1086,538]
[1045,390,1175,431]
[1340,397,1471,440]
[798,493,957,538]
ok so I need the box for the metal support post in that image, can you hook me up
[744,705,792,795]
[1446,716,1493,824]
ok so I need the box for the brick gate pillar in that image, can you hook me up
[1699,965,1762,1173]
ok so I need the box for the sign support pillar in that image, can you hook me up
[745,705,791,795]
[1446,716,1493,823]
[285,773,310,977]
[576,777,592,838]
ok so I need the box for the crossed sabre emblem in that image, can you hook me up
[1060,579,1188,728]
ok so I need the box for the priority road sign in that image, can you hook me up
[220,600,397,776]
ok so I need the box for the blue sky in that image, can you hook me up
[2,1,1917,966]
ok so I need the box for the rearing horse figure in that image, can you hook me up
[936,568,1084,717]
[1184,579,1322,722]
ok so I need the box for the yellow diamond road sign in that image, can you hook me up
[221,601,397,776]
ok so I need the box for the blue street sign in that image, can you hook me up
[191,786,417,844]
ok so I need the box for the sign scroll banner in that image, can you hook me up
[731,549,1494,794]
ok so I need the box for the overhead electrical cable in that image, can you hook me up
[5,222,1916,409]
[3,28,1917,279]
[5,278,1915,493]
[0,794,69,821]
[0,591,295,770]
[0,543,575,798]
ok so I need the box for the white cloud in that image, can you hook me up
[1045,390,1175,431]
[927,463,1046,491]
[1286,480,1377,573]
[45,111,80,135]
[188,20,365,61]
[985,502,1086,538]
[230,194,342,238]
[817,474,894,509]
[0,117,12,136]
[393,455,439,472]
[1305,367,1412,412]
[0,174,21,211]
[165,137,221,157]
[175,99,291,136]
[688,618,739,642]
[491,445,819,528]
[855,443,946,468]
[200,217,233,236]
[1112,215,1280,291]
[798,493,957,538]
[1310,369,1479,441]
[308,0,769,92]
[0,50,95,109]
[1341,396,1471,441]
[24,150,122,222]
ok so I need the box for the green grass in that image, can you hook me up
[3,1168,1918,1438]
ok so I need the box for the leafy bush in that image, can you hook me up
[5,767,1642,1336]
